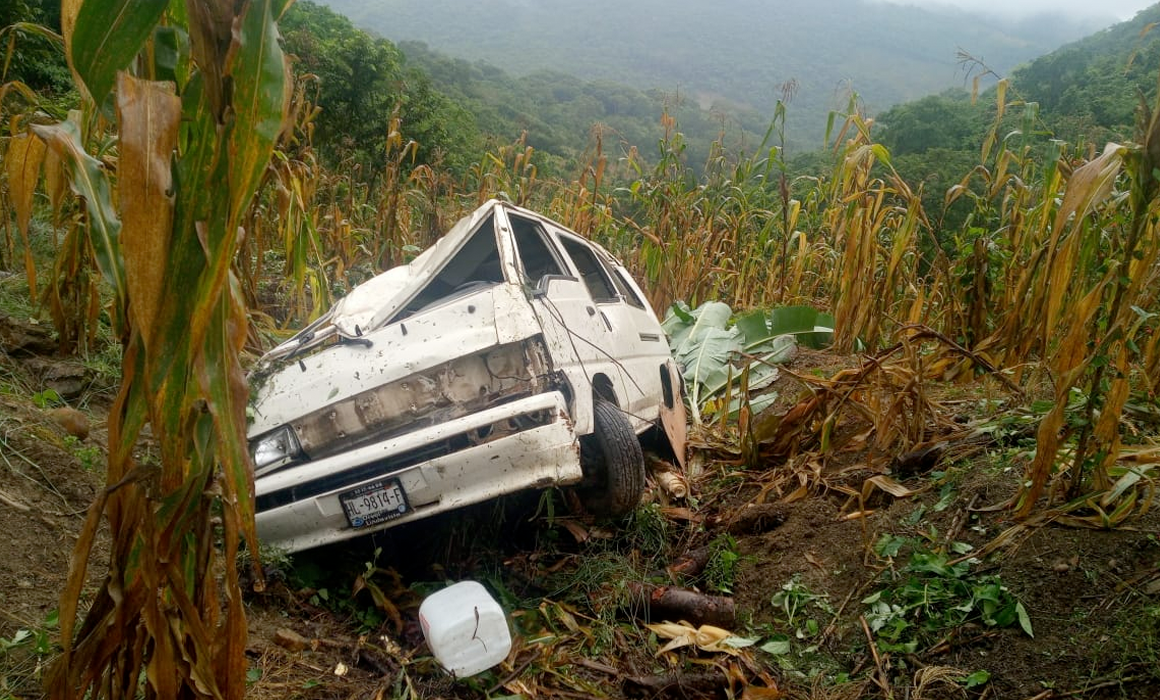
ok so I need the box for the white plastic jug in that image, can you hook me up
[419,580,512,678]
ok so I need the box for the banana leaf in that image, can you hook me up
[664,301,830,424]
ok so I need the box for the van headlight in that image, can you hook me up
[250,425,302,476]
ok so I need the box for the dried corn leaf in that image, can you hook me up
[863,475,915,499]
[560,519,590,543]
[116,73,180,350]
[741,685,786,699]
[1050,143,1124,240]
[4,132,45,238]
[1120,445,1160,464]
[1016,398,1068,519]
[660,506,703,523]
[5,132,47,299]
[646,621,746,656]
[43,146,68,215]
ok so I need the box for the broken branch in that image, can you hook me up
[625,581,735,628]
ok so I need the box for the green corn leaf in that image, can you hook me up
[151,25,191,88]
[144,75,220,442]
[70,0,169,105]
[30,114,127,320]
[225,0,290,231]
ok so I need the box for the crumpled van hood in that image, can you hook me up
[257,201,499,365]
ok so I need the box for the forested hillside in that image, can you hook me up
[321,0,1115,147]
[269,1,769,177]
[280,0,1160,183]
[871,3,1160,242]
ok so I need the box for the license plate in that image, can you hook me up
[339,478,410,528]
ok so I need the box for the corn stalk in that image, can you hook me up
[470,131,538,207]
[547,124,615,241]
[35,1,291,698]
[824,113,925,353]
[617,114,800,313]
[0,21,64,278]
[1014,105,1160,518]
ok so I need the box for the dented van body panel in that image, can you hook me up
[247,200,686,552]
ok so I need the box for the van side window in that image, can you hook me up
[509,215,566,284]
[611,268,647,309]
[559,236,618,302]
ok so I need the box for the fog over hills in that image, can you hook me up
[872,0,1147,23]
[317,0,1122,146]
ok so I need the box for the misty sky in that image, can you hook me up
[878,0,1154,21]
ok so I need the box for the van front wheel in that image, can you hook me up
[578,400,645,517]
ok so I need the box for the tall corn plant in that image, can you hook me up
[619,121,710,310]
[5,107,115,355]
[823,112,925,352]
[2,129,46,297]
[32,1,291,698]
[239,71,326,324]
[939,83,1072,373]
[1,21,63,290]
[3,54,108,354]
[469,131,538,207]
[617,114,798,312]
[546,125,615,240]
[375,103,420,270]
[1014,109,1160,518]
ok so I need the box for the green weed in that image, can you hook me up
[61,434,100,472]
[30,388,62,409]
[0,609,60,695]
[0,610,56,656]
[702,534,741,594]
[863,545,1032,653]
[756,577,843,681]
[771,575,833,638]
[621,502,673,566]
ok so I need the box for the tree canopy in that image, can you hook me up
[280,1,481,175]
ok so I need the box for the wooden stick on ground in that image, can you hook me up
[625,581,735,628]
[860,615,892,698]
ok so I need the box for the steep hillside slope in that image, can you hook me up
[322,0,1112,146]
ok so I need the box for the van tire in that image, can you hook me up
[579,400,645,517]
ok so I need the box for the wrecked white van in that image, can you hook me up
[247,200,686,553]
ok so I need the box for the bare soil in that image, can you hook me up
[2,315,1159,700]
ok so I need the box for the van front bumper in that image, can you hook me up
[254,391,582,552]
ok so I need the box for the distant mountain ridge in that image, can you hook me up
[319,0,1112,147]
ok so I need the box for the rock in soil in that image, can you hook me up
[49,406,90,440]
